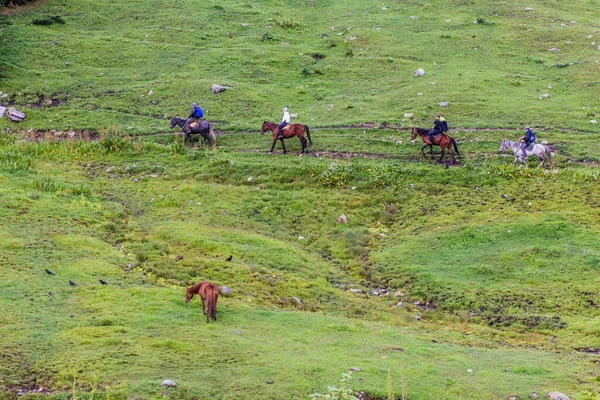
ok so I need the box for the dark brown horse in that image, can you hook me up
[411,127,460,162]
[170,117,216,150]
[185,281,219,323]
[260,121,312,154]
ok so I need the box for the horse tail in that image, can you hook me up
[451,137,460,155]
[207,286,218,321]
[546,147,554,168]
[304,125,312,145]
[209,124,217,152]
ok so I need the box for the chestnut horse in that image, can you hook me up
[411,127,460,162]
[185,281,219,323]
[260,121,312,154]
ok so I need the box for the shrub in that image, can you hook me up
[32,15,65,25]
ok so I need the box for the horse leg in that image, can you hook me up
[280,138,287,154]
[270,139,277,153]
[201,296,206,315]
[439,148,445,162]
[430,143,434,159]
[420,145,428,157]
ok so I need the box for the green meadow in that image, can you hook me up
[1,0,600,399]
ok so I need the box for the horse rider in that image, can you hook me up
[519,126,536,155]
[278,107,291,139]
[428,114,447,144]
[184,102,204,130]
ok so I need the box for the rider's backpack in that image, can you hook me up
[195,106,204,118]
[441,120,449,132]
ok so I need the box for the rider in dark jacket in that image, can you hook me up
[520,126,536,154]
[429,115,443,144]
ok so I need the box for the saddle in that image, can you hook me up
[190,120,200,129]
[282,124,292,131]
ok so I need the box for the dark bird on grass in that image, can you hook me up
[226,255,233,262]
[99,279,108,285]
[45,269,55,275]
[69,280,77,286]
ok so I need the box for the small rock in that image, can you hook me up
[298,236,304,240]
[409,183,415,188]
[65,61,72,66]
[508,396,518,400]
[382,6,387,10]
[0,106,6,118]
[539,94,549,99]
[591,120,597,124]
[241,23,249,27]
[396,302,403,307]
[337,214,349,224]
[267,380,274,384]
[596,45,600,51]
[546,392,570,400]
[438,101,449,107]
[395,291,405,297]
[125,166,131,172]
[148,90,154,96]
[133,179,138,183]
[350,367,361,372]
[409,16,418,20]
[414,315,421,321]
[349,288,362,293]
[531,393,538,400]
[414,68,425,77]
[161,380,176,387]
[525,7,534,10]
[234,330,241,334]
[548,48,559,51]
[403,112,414,118]
[467,369,473,374]
[247,176,253,182]
[221,286,232,296]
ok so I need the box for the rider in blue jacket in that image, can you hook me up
[520,126,536,154]
[185,102,204,129]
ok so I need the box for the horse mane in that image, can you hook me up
[412,127,430,135]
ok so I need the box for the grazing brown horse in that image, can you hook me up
[411,127,460,162]
[260,121,312,154]
[185,281,219,323]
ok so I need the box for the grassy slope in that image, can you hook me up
[1,0,600,399]
[0,0,599,133]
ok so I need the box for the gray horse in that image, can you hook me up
[498,139,553,168]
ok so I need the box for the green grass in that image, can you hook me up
[1,0,600,133]
[2,0,600,399]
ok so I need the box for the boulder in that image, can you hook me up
[337,214,348,224]
[414,68,425,77]
[6,107,26,122]
[403,113,414,118]
[0,106,6,118]
[161,380,177,387]
[220,286,232,296]
[546,393,570,400]
[438,102,449,107]
[212,84,232,94]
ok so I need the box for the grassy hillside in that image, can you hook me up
[1,0,600,399]
[1,0,599,133]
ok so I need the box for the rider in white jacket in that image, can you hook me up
[278,107,291,139]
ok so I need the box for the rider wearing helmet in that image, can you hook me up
[278,107,291,139]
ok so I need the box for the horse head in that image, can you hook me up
[260,121,271,134]
[498,140,507,154]
[410,127,418,141]
[184,287,194,303]
[169,117,177,129]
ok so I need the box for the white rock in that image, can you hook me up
[591,120,597,124]
[148,90,154,95]
[414,68,425,77]
[247,176,253,182]
[298,236,304,240]
[161,380,177,387]
[525,7,534,10]
[410,16,418,20]
[349,288,362,293]
[467,369,473,374]
[404,112,414,118]
[539,94,549,99]
[337,214,349,224]
[438,102,449,107]
[548,48,559,51]
[417,92,423,96]
[546,392,570,400]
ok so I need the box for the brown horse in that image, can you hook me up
[260,121,312,154]
[411,127,460,162]
[185,281,219,323]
